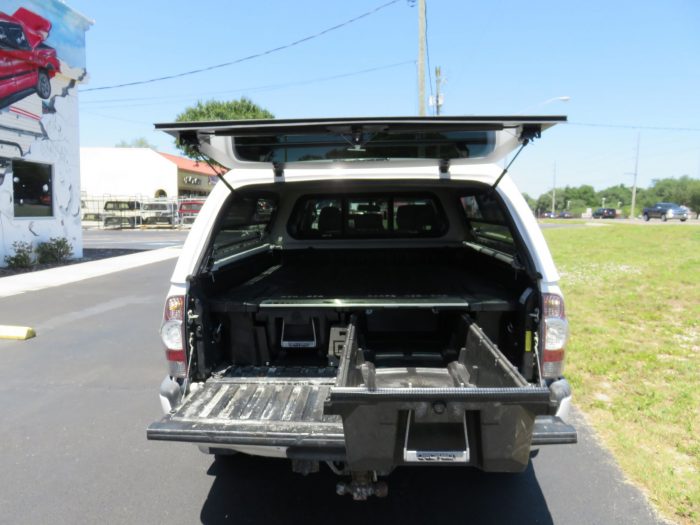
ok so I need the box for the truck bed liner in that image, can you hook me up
[210,259,518,312]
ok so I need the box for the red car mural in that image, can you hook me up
[0,8,60,108]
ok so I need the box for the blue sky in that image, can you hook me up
[68,0,700,198]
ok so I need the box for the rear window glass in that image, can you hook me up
[460,194,515,254]
[234,130,495,163]
[104,201,140,211]
[211,194,277,264]
[290,194,446,239]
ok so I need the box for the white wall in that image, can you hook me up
[0,76,85,263]
[80,148,178,200]
[0,0,91,266]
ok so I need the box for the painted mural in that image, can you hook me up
[0,0,90,265]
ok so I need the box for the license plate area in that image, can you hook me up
[403,410,469,464]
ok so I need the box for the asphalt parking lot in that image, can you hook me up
[0,230,668,524]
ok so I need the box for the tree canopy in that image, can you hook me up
[174,97,274,158]
[527,175,700,217]
[115,137,156,149]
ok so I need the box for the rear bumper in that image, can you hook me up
[148,378,577,469]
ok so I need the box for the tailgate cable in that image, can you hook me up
[531,327,545,387]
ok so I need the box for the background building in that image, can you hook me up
[0,1,92,265]
[159,152,218,197]
[80,148,217,200]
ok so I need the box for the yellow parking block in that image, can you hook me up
[0,325,36,340]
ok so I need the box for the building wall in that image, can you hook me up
[80,148,179,200]
[0,0,91,265]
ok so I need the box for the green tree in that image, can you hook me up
[115,137,156,149]
[596,184,631,208]
[645,175,695,206]
[535,189,566,214]
[175,97,274,158]
[687,180,700,218]
[521,192,536,211]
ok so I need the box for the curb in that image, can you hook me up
[0,325,36,340]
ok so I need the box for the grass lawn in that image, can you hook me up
[543,224,699,524]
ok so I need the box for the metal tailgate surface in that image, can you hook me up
[147,378,344,448]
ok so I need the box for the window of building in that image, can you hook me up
[12,160,53,218]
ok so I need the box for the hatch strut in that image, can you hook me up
[491,125,542,190]
[178,130,235,194]
[195,150,235,194]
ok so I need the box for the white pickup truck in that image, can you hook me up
[147,116,576,499]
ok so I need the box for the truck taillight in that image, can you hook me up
[160,295,186,378]
[541,293,569,379]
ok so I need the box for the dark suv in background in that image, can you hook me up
[642,202,688,222]
[592,207,616,219]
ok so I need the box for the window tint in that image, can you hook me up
[347,197,388,234]
[235,130,495,163]
[211,194,277,264]
[12,160,52,217]
[460,194,515,254]
[104,201,140,211]
[290,194,445,238]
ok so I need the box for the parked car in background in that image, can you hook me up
[103,200,142,228]
[558,211,573,219]
[592,207,616,219]
[642,202,688,222]
[141,201,177,226]
[539,211,555,219]
[177,198,205,227]
[0,8,60,108]
[81,212,104,228]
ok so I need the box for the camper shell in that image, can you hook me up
[147,116,575,499]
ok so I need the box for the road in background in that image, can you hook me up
[82,228,189,250]
[0,259,664,524]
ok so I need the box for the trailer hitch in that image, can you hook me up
[336,472,388,500]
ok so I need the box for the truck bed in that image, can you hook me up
[209,257,519,312]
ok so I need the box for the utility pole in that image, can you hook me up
[630,132,640,219]
[434,66,443,115]
[551,163,557,215]
[417,0,426,115]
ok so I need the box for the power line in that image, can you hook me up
[569,121,700,132]
[81,0,402,93]
[80,60,415,108]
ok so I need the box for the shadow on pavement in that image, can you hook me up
[200,454,553,525]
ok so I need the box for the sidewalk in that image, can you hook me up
[0,246,181,298]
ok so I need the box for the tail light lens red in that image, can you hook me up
[541,293,569,379]
[160,295,186,378]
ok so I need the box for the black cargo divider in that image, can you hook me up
[325,317,551,473]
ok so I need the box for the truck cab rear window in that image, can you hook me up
[211,194,276,264]
[289,194,446,239]
[460,194,515,254]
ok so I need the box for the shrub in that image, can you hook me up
[4,241,34,268]
[36,237,73,264]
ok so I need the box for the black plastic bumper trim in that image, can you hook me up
[531,415,578,445]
